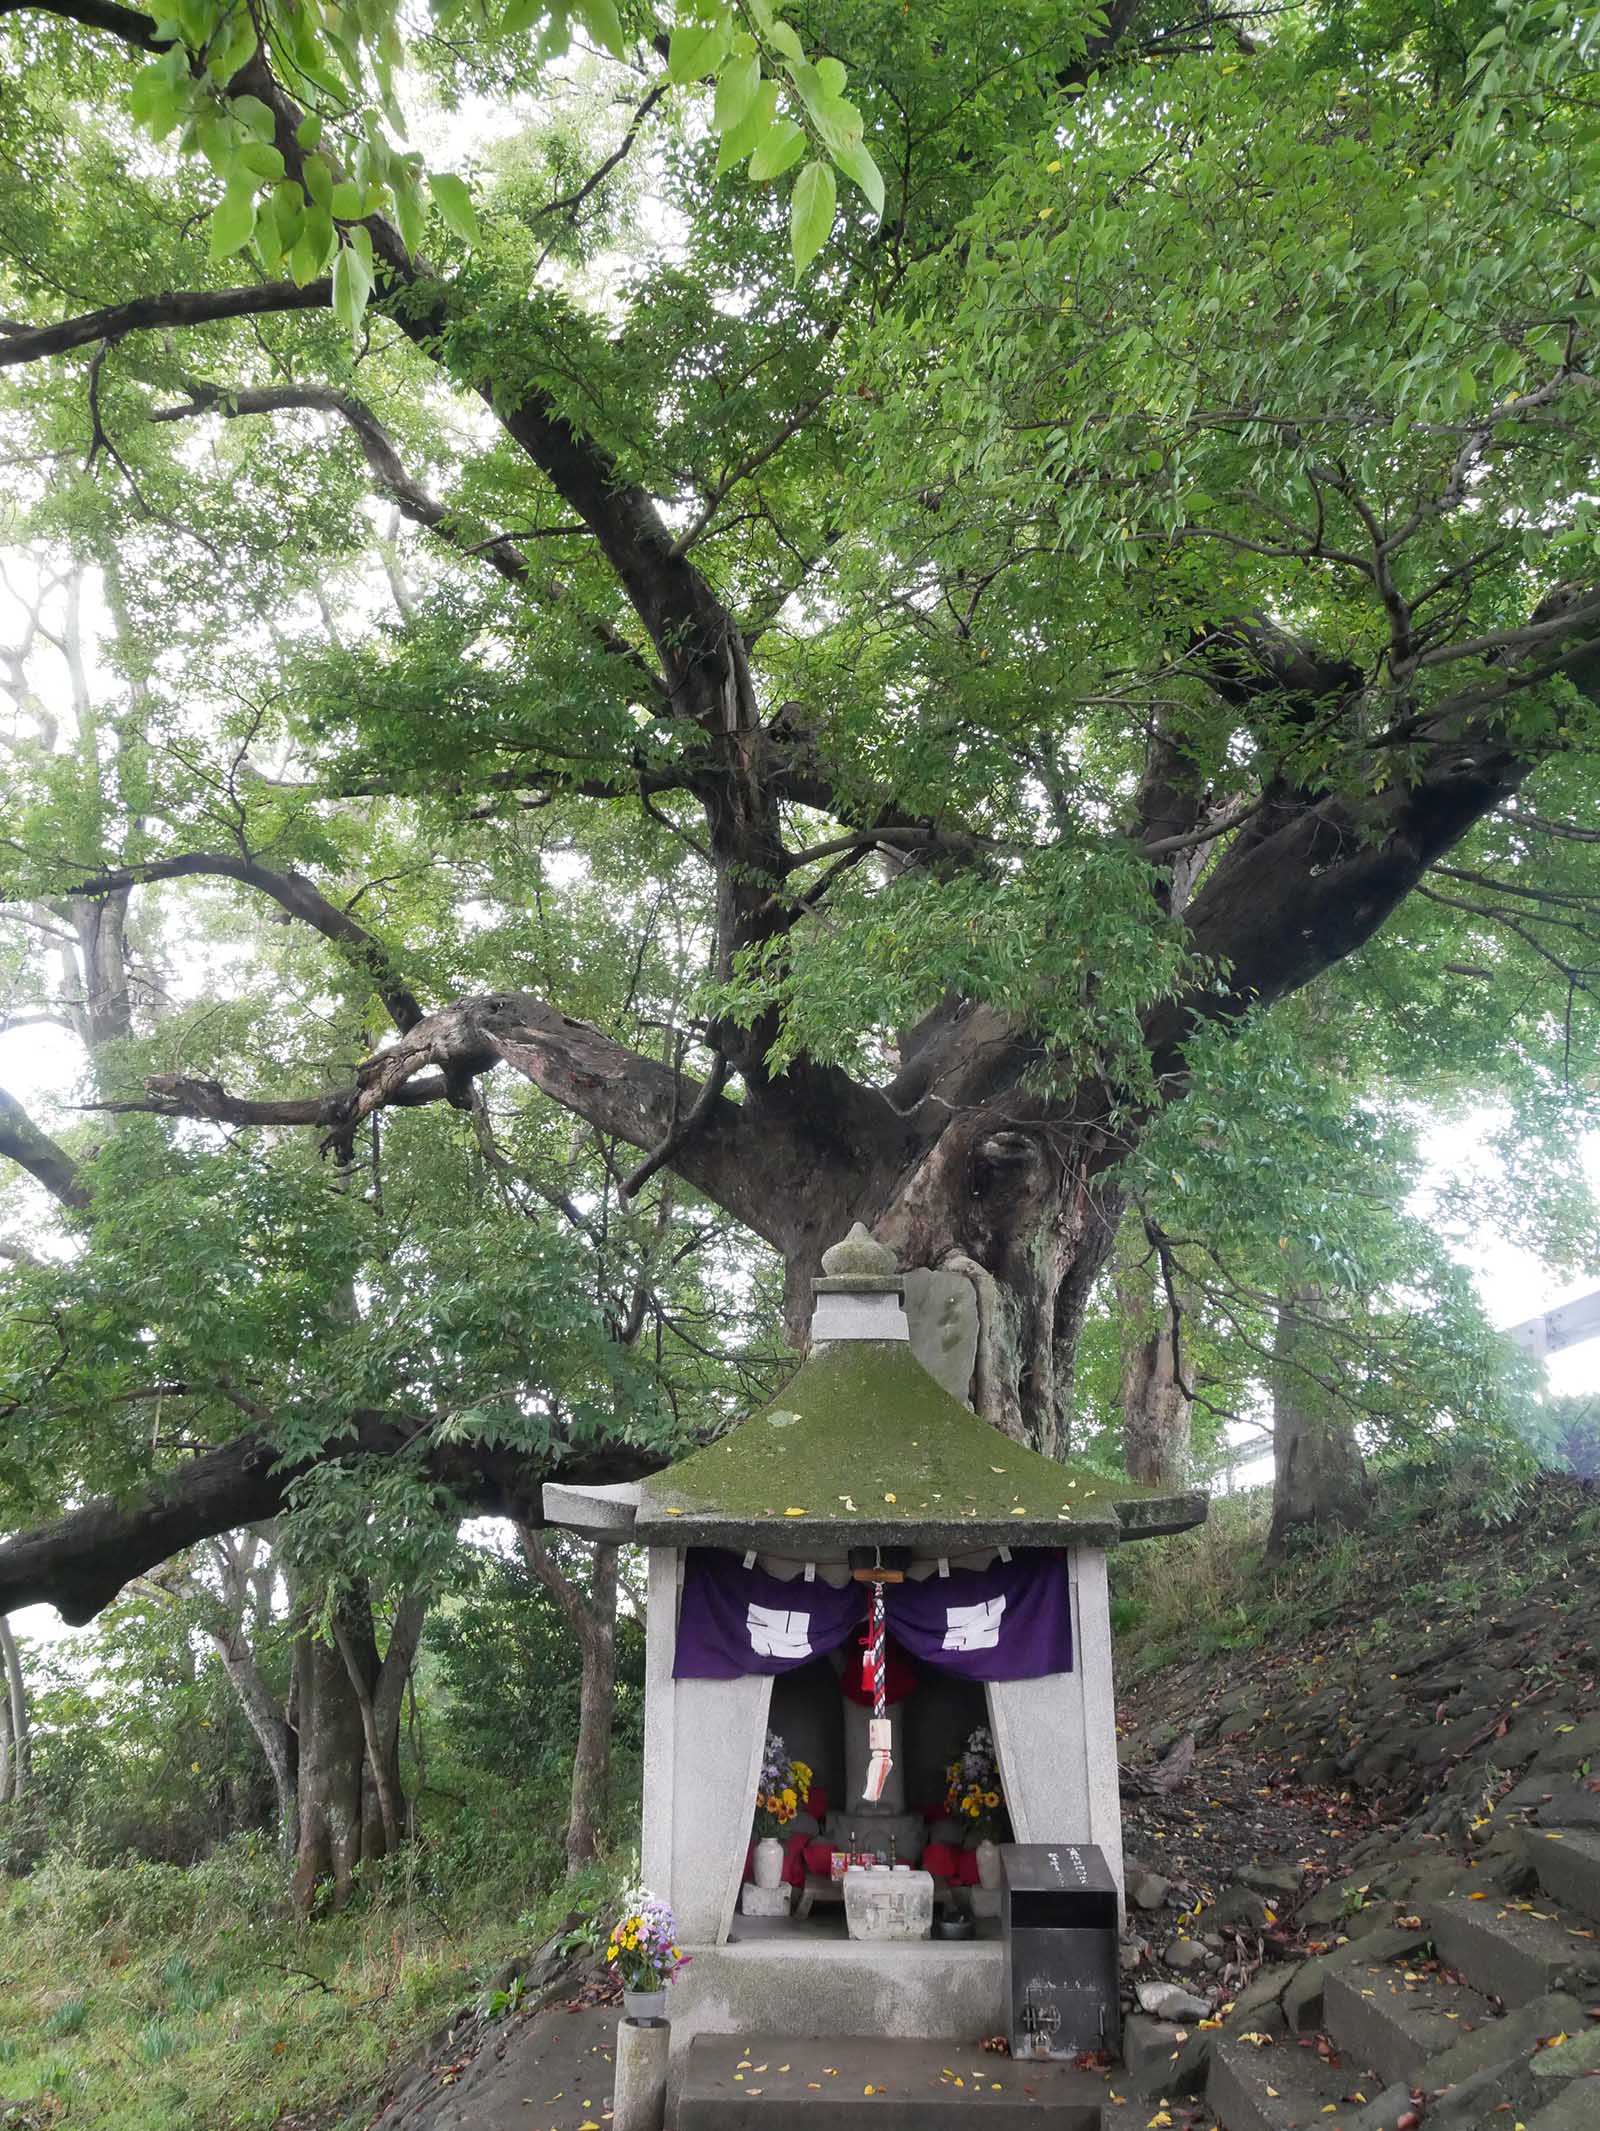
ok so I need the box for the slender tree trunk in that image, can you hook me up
[208,1625,297,1853]
[0,1619,27,1805]
[1113,1222,1193,1486]
[334,1616,402,1857]
[516,1526,618,1873]
[1120,1307,1192,1487]
[1267,1288,1370,1556]
[566,1545,617,1871]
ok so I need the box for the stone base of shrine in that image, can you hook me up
[663,1938,1004,2082]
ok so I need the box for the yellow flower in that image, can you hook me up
[984,1790,999,1807]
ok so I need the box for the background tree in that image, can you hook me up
[0,0,1595,1669]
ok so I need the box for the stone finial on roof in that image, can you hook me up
[820,1222,898,1278]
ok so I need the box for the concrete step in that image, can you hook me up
[1525,1826,1600,1927]
[1423,1891,1600,2006]
[1524,2079,1600,2131]
[674,2034,1113,2128]
[1418,1989,1588,2096]
[1206,2034,1405,2131]
[1323,1954,1500,2089]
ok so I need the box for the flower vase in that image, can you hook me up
[753,1835,785,1889]
[975,1838,1002,1890]
[623,1986,667,2024]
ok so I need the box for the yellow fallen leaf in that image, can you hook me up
[1010,1506,1027,1515]
[884,1493,896,1504]
[1147,2114,1173,2128]
[783,1508,807,1517]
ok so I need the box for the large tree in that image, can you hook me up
[1,0,1597,1616]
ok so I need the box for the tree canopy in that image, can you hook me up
[1,0,1597,1623]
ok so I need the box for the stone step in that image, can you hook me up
[1418,1989,1587,2096]
[674,2035,1113,2128]
[1524,2079,1600,2131]
[1525,1827,1600,1928]
[1206,2034,1406,2131]
[1323,1955,1500,2089]
[1423,1891,1600,2006]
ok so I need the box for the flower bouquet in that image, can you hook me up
[606,1888,688,2021]
[945,1723,1005,1842]
[753,1729,814,1837]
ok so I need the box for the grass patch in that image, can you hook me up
[1113,1470,1600,1682]
[0,1777,638,2131]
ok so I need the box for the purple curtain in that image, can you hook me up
[673,1551,866,1678]
[885,1550,1073,1680]
[673,1549,1073,1682]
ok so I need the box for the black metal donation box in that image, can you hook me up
[1000,1842,1121,2061]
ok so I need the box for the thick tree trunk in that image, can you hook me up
[1267,1289,1370,1557]
[291,1621,367,1912]
[868,1111,1125,1454]
[289,1582,417,1912]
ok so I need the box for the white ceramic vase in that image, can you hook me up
[753,1835,785,1889]
[975,1837,1002,1890]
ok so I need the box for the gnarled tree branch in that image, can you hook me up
[0,1084,89,1209]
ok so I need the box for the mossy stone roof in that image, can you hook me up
[632,1340,1205,1553]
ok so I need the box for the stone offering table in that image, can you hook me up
[843,1865,934,1941]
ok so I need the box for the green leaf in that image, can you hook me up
[712,52,761,136]
[765,17,803,63]
[294,112,323,149]
[576,0,625,58]
[715,79,778,174]
[270,181,305,247]
[302,155,334,210]
[833,136,884,216]
[236,141,285,183]
[789,157,834,281]
[289,201,334,284]
[208,181,257,262]
[330,179,364,219]
[392,167,425,255]
[129,62,183,136]
[232,93,277,142]
[748,118,805,182]
[667,13,729,83]
[429,171,480,245]
[332,239,373,339]
[814,55,846,96]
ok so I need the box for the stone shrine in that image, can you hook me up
[541,1226,1206,2080]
